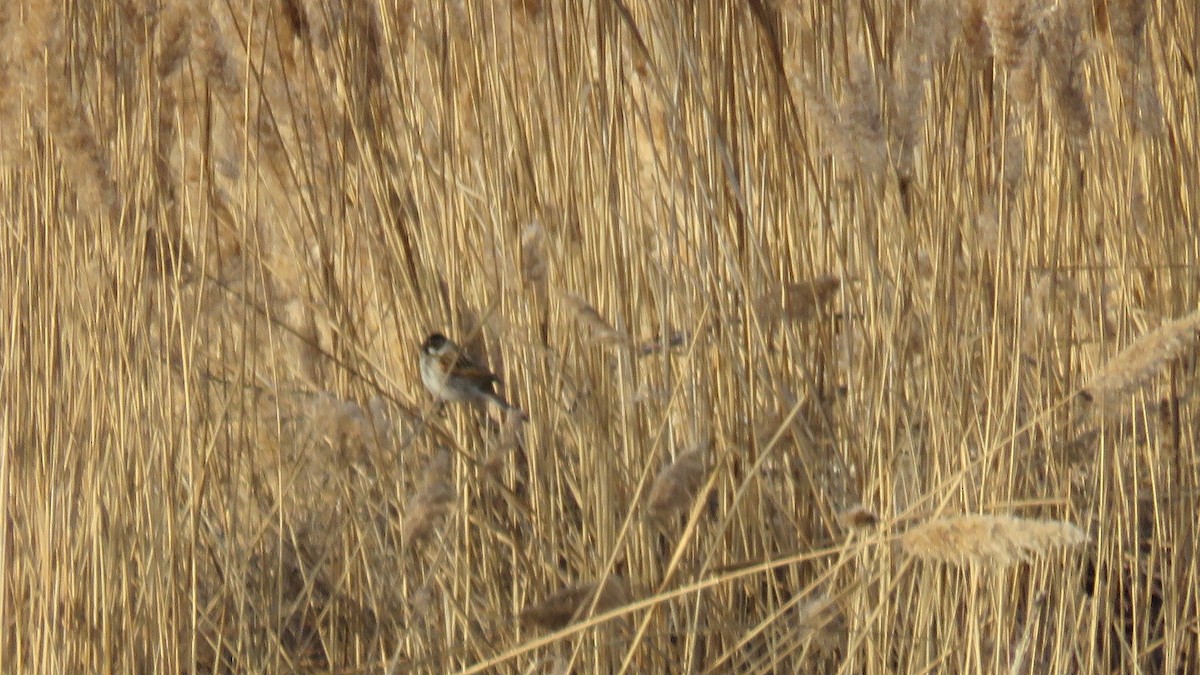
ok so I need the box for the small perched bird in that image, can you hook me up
[419,332,518,414]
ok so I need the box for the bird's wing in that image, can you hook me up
[443,351,501,386]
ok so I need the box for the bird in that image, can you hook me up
[419,332,518,414]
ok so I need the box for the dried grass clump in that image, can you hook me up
[1082,310,1200,410]
[900,515,1088,566]
[400,450,456,548]
[645,442,709,521]
[755,275,840,324]
[519,577,631,630]
[561,292,629,346]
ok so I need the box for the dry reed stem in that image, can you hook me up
[1082,310,1200,410]
[645,442,709,521]
[900,515,1088,566]
[519,577,631,631]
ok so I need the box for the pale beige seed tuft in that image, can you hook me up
[645,442,709,521]
[400,451,455,547]
[156,1,192,78]
[985,0,1035,71]
[520,220,548,288]
[900,515,1087,566]
[792,594,847,654]
[562,293,628,345]
[1040,0,1092,144]
[519,577,630,630]
[1082,310,1200,410]
[961,0,991,68]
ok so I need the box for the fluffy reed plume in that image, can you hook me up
[985,0,1034,71]
[519,577,630,630]
[1040,0,1092,144]
[808,57,887,176]
[520,220,548,289]
[4,4,118,217]
[792,594,847,654]
[985,0,1040,103]
[961,0,991,68]
[1081,310,1200,410]
[755,275,840,324]
[891,0,960,187]
[1108,0,1148,66]
[561,293,628,345]
[400,451,455,547]
[837,505,880,531]
[156,2,192,78]
[645,442,709,521]
[899,515,1088,566]
[191,8,243,99]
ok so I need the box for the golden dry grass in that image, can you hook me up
[2,0,1198,672]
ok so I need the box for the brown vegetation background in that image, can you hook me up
[1,0,1197,672]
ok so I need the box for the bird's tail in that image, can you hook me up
[485,392,529,421]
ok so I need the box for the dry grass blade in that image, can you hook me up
[561,292,628,345]
[1082,310,1200,409]
[400,450,455,547]
[900,515,1088,566]
[519,577,631,631]
[755,275,840,323]
[645,442,709,521]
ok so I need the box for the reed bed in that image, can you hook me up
[2,0,1197,672]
